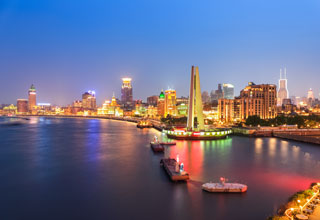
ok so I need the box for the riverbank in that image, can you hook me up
[233,127,320,145]
[268,183,320,220]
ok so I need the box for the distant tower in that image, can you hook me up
[187,66,204,131]
[121,78,133,106]
[307,88,314,100]
[277,68,289,106]
[223,84,235,99]
[28,84,37,111]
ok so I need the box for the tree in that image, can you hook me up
[245,115,261,126]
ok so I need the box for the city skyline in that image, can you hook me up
[4,72,319,107]
[1,0,320,105]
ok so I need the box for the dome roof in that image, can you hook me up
[159,90,165,99]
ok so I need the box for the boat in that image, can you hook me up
[137,120,152,128]
[150,136,164,152]
[159,141,176,146]
[160,156,189,181]
[202,177,247,193]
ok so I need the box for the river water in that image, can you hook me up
[0,117,319,220]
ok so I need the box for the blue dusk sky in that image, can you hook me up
[1,0,320,105]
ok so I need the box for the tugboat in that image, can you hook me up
[137,120,152,128]
[202,177,247,193]
[150,136,164,152]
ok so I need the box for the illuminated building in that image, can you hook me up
[121,78,133,107]
[3,104,17,116]
[147,95,158,106]
[218,99,234,123]
[134,102,147,116]
[177,103,188,117]
[28,84,36,113]
[239,82,277,119]
[165,89,177,117]
[82,90,96,110]
[71,100,82,115]
[147,105,158,118]
[223,84,235,99]
[218,98,241,123]
[97,94,123,116]
[308,88,314,100]
[37,103,51,115]
[277,68,289,106]
[17,99,28,114]
[157,90,165,117]
[72,100,82,108]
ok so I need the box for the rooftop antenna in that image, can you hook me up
[280,68,282,79]
[284,67,287,79]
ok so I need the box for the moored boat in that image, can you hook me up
[159,141,176,146]
[137,120,152,128]
[202,177,247,193]
[150,136,164,152]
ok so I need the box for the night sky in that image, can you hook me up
[1,0,320,105]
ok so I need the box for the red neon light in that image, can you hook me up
[192,132,200,136]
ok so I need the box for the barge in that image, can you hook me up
[160,158,189,182]
[202,177,247,193]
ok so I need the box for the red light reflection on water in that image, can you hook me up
[166,140,204,177]
[253,169,319,192]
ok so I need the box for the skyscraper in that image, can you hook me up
[223,83,235,99]
[164,89,177,117]
[82,90,96,110]
[121,78,133,107]
[28,84,36,112]
[277,68,289,106]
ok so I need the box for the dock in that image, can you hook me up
[160,158,189,181]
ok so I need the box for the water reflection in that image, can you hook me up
[1,119,320,220]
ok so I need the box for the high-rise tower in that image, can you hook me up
[28,84,36,111]
[121,78,133,107]
[187,66,204,131]
[277,68,289,106]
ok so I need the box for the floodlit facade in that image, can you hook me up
[17,99,28,114]
[98,95,123,116]
[240,82,277,119]
[164,89,177,117]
